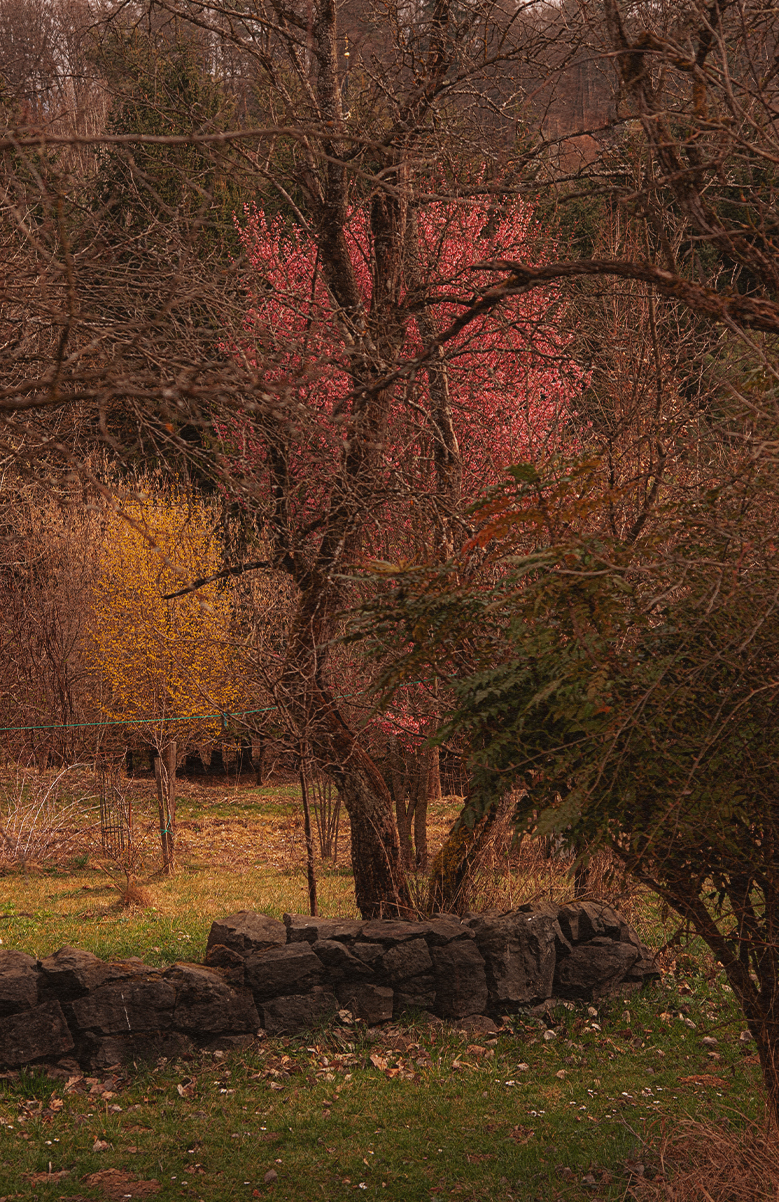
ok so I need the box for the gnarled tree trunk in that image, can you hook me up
[280,587,412,920]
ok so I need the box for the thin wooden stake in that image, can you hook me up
[299,765,318,917]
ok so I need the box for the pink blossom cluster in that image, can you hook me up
[222,197,582,554]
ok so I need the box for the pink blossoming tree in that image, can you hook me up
[221,191,582,913]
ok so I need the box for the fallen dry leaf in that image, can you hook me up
[678,1074,728,1088]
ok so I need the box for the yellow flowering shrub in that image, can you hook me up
[89,490,241,750]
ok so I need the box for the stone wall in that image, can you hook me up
[0,902,658,1072]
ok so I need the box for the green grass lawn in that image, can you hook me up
[0,861,358,968]
[0,981,764,1201]
[0,772,773,1200]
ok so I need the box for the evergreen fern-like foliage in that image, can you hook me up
[355,452,779,1119]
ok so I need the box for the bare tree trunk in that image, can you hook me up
[414,749,432,872]
[428,744,442,804]
[748,1012,779,1131]
[154,740,176,875]
[428,802,499,914]
[396,793,415,870]
[386,734,414,868]
[252,736,267,786]
[339,750,411,918]
[388,735,406,808]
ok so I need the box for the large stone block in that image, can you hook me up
[311,940,372,981]
[351,942,384,967]
[284,915,365,945]
[557,901,624,945]
[380,939,433,984]
[361,920,429,944]
[554,938,640,1000]
[81,1031,195,1071]
[260,991,338,1036]
[621,935,660,984]
[166,964,260,1034]
[336,982,394,1024]
[467,911,557,1008]
[69,976,176,1035]
[203,943,246,986]
[422,919,475,946]
[430,942,488,1019]
[39,947,114,998]
[246,944,325,1003]
[0,1001,74,1066]
[515,901,573,956]
[0,949,40,1016]
[394,975,436,1015]
[206,912,286,958]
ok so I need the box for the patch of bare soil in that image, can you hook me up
[83,1168,161,1198]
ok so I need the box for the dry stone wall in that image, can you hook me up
[0,902,658,1072]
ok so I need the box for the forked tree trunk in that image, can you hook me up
[281,596,412,920]
[260,6,413,918]
[387,738,433,872]
[339,753,411,917]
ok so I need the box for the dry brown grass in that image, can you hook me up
[0,766,97,870]
[630,1116,779,1202]
[119,882,153,908]
[448,799,645,918]
[0,765,655,937]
